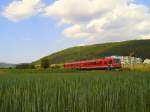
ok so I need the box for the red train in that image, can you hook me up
[64,57,121,70]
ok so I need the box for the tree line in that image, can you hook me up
[16,58,63,69]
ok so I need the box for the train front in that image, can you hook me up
[112,58,122,69]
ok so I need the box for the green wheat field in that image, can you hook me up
[0,70,149,112]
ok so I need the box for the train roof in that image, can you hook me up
[64,57,114,65]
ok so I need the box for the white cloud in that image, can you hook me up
[44,0,130,24]
[63,24,90,38]
[44,0,150,43]
[2,0,150,43]
[2,0,44,22]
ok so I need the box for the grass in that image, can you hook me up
[123,64,150,72]
[0,69,149,112]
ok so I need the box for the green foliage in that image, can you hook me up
[16,63,35,69]
[34,39,150,65]
[50,64,64,69]
[41,58,49,69]
[0,71,149,112]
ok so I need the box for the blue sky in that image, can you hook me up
[0,0,150,63]
[136,0,150,6]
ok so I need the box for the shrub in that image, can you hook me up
[16,63,35,69]
[41,58,50,69]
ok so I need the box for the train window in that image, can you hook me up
[108,60,112,64]
[89,62,92,65]
[88,62,96,65]
[93,62,97,64]
[97,61,102,64]
[104,61,107,64]
[75,64,79,66]
[114,59,121,64]
[85,63,89,65]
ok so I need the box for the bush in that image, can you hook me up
[50,64,64,69]
[41,58,49,69]
[16,63,35,69]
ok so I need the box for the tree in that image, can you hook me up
[16,63,35,69]
[41,58,49,69]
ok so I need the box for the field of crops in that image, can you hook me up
[0,70,149,112]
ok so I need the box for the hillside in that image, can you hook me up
[34,39,150,65]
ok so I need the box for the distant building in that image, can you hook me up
[144,59,150,64]
[110,56,143,64]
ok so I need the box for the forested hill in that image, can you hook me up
[34,39,150,64]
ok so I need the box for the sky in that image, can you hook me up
[0,0,150,63]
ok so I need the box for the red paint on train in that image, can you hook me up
[64,57,121,70]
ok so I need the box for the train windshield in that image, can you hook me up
[114,59,121,64]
